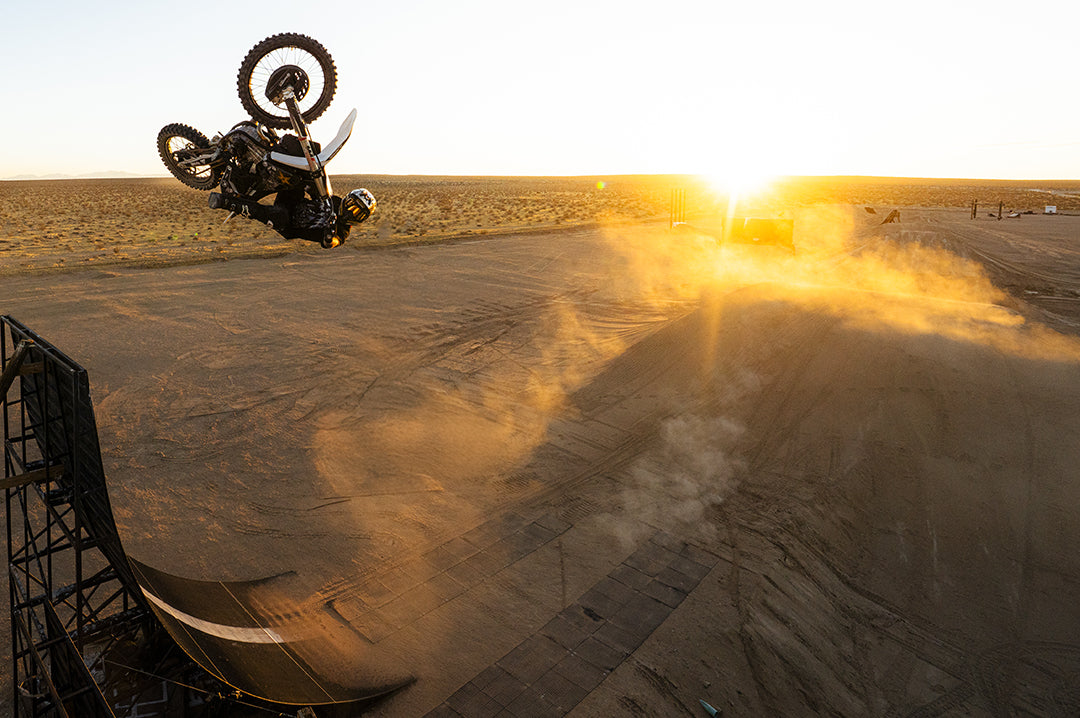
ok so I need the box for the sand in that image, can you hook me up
[4,174,1080,274]
[2,178,1080,716]
[0,176,681,275]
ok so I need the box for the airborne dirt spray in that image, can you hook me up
[612,412,747,548]
[590,204,1080,547]
[307,202,1080,591]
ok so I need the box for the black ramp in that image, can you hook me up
[10,317,140,594]
[129,559,413,704]
[5,315,414,709]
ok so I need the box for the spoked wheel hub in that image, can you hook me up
[265,65,309,105]
[237,33,337,129]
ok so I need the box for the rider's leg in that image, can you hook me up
[209,192,343,248]
[208,192,288,228]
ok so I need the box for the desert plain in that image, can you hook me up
[2,174,1080,716]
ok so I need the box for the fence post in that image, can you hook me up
[670,188,686,228]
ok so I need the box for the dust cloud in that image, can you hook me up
[609,413,746,548]
[314,204,1080,571]
[309,252,657,568]
[587,206,1080,545]
[602,206,1080,363]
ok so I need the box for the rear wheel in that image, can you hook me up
[157,124,221,190]
[237,33,336,129]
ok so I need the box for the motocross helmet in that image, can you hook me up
[343,188,376,224]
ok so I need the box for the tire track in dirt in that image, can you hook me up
[939,220,1080,330]
[703,265,1080,715]
[292,284,696,602]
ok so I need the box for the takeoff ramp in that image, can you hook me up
[1,315,409,714]
[130,559,411,705]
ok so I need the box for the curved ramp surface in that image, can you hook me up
[129,559,413,705]
[4,315,413,709]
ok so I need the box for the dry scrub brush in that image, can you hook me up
[4,175,1075,273]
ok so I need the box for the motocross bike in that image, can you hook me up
[157,33,375,248]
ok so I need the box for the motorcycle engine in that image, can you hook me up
[220,123,274,198]
[230,124,270,166]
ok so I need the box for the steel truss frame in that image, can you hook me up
[2,315,158,716]
[1,316,328,718]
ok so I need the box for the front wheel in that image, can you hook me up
[237,33,337,129]
[157,124,221,190]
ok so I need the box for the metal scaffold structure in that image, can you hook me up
[2,316,157,716]
[2,316,377,717]
[0,318,275,718]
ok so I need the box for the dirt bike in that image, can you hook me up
[157,33,375,248]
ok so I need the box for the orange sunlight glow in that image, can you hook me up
[698,135,789,201]
[701,150,780,220]
[703,169,776,201]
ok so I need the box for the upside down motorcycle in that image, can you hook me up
[157,33,375,248]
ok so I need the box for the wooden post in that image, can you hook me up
[0,339,32,398]
[998,201,1003,220]
[0,463,65,491]
[670,188,686,228]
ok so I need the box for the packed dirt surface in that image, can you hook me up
[2,193,1080,716]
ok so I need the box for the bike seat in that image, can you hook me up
[272,134,320,158]
[269,108,356,170]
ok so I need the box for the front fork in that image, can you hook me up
[282,90,332,199]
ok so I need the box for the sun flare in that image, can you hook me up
[703,169,776,200]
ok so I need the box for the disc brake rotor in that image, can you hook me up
[265,65,310,106]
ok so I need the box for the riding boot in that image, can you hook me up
[208,193,288,228]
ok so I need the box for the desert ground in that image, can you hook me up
[0,175,689,274]
[2,175,1080,716]
[3,175,1080,274]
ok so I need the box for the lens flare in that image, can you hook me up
[704,170,775,203]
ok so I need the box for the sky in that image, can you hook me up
[3,0,1080,181]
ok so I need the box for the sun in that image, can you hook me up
[698,144,784,210]
[700,169,777,223]
[703,168,776,201]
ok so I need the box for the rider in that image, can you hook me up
[210,187,376,248]
[336,188,376,245]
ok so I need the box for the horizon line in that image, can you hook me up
[4,172,1080,184]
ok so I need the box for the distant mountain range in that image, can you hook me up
[1,171,165,181]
